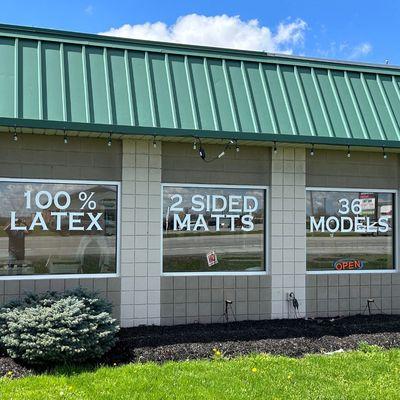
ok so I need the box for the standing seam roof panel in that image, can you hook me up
[313,69,348,138]
[3,25,400,147]
[169,55,195,130]
[299,67,330,138]
[228,61,258,133]
[128,51,153,127]
[0,38,15,118]
[107,48,131,126]
[245,63,275,134]
[42,42,63,121]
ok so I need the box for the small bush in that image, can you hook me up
[0,288,119,365]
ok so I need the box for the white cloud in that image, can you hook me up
[348,42,372,60]
[316,41,372,61]
[84,5,94,15]
[99,14,307,54]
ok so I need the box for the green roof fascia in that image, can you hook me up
[1,116,398,149]
[1,23,400,77]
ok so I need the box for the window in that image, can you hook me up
[306,188,395,272]
[162,184,267,274]
[0,179,119,278]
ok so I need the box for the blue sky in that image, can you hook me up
[1,0,399,65]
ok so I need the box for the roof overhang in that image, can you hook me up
[1,23,400,151]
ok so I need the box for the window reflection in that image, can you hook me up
[306,190,395,271]
[162,185,266,273]
[0,181,119,276]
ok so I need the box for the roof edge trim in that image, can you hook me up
[1,117,399,149]
[0,23,400,76]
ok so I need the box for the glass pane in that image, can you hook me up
[163,185,266,273]
[0,180,119,276]
[306,190,394,271]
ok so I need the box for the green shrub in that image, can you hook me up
[0,288,119,365]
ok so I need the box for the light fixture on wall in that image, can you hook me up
[222,299,235,323]
[107,133,112,147]
[347,145,351,158]
[310,144,315,156]
[383,147,387,159]
[195,138,239,163]
[217,139,235,158]
[218,149,225,158]
[199,145,206,160]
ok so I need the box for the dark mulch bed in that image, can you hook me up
[0,357,32,379]
[1,314,400,378]
[105,314,400,364]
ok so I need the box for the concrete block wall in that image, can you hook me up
[270,147,306,318]
[0,132,122,181]
[306,149,400,318]
[160,142,272,324]
[160,275,271,325]
[0,133,122,319]
[0,278,121,321]
[161,142,271,185]
[306,273,400,317]
[307,148,399,189]
[119,139,162,327]
[3,135,400,326]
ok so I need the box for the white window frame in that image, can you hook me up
[161,183,269,276]
[0,177,121,280]
[306,187,398,275]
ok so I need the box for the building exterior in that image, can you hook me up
[0,23,399,327]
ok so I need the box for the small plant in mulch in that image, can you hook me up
[357,341,383,353]
[212,348,223,360]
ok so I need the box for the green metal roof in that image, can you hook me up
[2,23,400,148]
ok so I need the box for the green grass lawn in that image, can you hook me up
[1,348,400,400]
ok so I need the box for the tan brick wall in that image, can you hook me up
[0,133,122,180]
[160,142,272,324]
[0,133,122,320]
[162,142,271,185]
[306,149,400,317]
[306,149,398,189]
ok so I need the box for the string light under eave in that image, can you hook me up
[194,137,240,162]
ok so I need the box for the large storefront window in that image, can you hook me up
[162,184,266,274]
[306,189,395,272]
[0,179,119,277]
